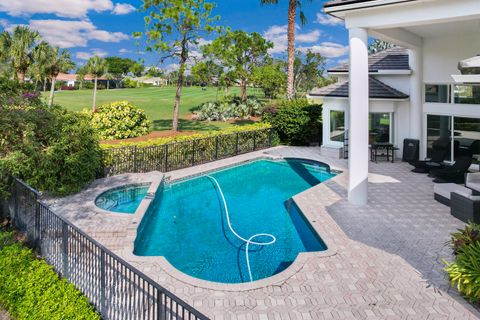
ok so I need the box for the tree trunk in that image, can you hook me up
[48,76,56,107]
[43,78,47,92]
[107,80,110,90]
[286,0,297,100]
[92,77,98,112]
[241,79,247,102]
[172,34,188,132]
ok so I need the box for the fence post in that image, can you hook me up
[269,129,273,147]
[62,222,69,279]
[253,131,257,151]
[100,250,107,317]
[164,145,169,172]
[132,146,137,173]
[34,201,40,248]
[191,140,196,166]
[215,136,219,160]
[157,291,165,320]
[235,133,239,155]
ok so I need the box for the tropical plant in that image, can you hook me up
[76,66,88,90]
[46,46,75,106]
[444,241,480,303]
[448,223,480,255]
[29,41,51,90]
[85,56,108,112]
[260,0,312,99]
[191,60,222,87]
[88,101,151,140]
[368,39,394,54]
[202,30,273,102]
[136,0,221,131]
[0,26,41,83]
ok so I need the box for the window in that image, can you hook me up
[454,117,480,159]
[369,113,393,144]
[426,115,452,161]
[454,85,480,105]
[425,84,450,103]
[330,111,345,143]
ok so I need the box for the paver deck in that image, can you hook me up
[50,146,480,319]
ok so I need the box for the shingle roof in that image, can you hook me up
[309,77,409,100]
[328,47,410,73]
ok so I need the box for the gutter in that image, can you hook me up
[325,0,418,17]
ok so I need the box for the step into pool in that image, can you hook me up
[134,158,336,284]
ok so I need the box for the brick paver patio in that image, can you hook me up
[51,146,480,319]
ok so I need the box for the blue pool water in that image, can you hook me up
[95,184,150,214]
[134,159,336,283]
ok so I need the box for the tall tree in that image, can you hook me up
[30,41,51,90]
[76,66,88,90]
[203,30,273,101]
[46,47,75,107]
[293,49,326,93]
[191,60,222,87]
[253,59,287,99]
[85,56,107,112]
[0,26,40,82]
[260,0,311,99]
[136,0,221,131]
[105,56,136,87]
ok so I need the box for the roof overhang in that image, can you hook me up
[324,0,417,18]
[308,94,409,102]
[451,75,480,84]
[328,70,412,76]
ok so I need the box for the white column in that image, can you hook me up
[408,47,424,159]
[348,27,369,205]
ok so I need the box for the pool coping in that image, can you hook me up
[116,154,345,292]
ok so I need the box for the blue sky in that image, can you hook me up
[0,0,349,71]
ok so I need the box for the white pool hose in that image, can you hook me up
[207,175,276,282]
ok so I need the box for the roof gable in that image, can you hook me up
[328,47,410,73]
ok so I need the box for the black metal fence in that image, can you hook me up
[6,178,208,320]
[101,128,275,176]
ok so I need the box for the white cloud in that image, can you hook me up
[298,42,349,58]
[164,63,179,73]
[0,0,114,19]
[28,19,129,48]
[316,13,343,26]
[264,25,322,54]
[119,48,130,54]
[0,18,9,28]
[76,48,108,60]
[112,3,136,15]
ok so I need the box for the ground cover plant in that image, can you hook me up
[0,227,100,320]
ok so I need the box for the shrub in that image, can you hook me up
[0,104,101,196]
[264,99,322,145]
[193,97,265,121]
[0,230,100,319]
[0,77,41,107]
[450,223,480,255]
[444,241,480,303]
[88,101,151,140]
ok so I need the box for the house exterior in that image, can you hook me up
[56,73,109,87]
[312,0,480,205]
[131,76,168,86]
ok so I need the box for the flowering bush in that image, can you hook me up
[88,101,151,140]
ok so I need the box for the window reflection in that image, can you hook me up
[330,111,345,142]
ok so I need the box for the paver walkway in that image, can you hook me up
[52,146,480,319]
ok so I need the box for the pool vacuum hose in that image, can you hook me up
[207,175,276,282]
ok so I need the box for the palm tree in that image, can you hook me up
[85,56,107,112]
[30,41,51,90]
[46,47,75,107]
[260,0,310,99]
[0,26,40,83]
[76,66,88,90]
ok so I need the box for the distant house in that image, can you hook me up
[56,73,109,87]
[131,76,168,86]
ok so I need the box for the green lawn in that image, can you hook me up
[44,86,264,132]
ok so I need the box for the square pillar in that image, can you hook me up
[348,27,369,205]
[408,47,424,159]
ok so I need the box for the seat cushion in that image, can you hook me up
[434,183,471,200]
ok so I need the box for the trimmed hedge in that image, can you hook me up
[100,122,274,149]
[0,230,100,320]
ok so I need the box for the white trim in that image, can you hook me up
[328,70,412,76]
[452,75,480,84]
[312,95,409,102]
[325,0,411,15]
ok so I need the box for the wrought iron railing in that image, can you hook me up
[6,177,208,320]
[100,128,276,177]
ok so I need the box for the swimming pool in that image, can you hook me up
[134,158,336,283]
[95,184,150,214]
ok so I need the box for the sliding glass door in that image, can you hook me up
[369,113,393,144]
